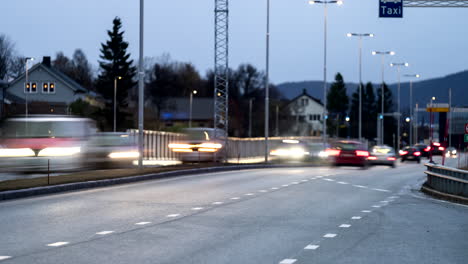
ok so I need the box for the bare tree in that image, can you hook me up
[0,34,23,81]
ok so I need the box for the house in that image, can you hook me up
[160,97,213,129]
[286,89,324,136]
[4,56,102,116]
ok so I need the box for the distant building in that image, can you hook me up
[286,89,324,136]
[160,97,213,129]
[4,56,103,117]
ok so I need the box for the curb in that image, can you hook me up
[0,163,319,201]
[421,182,468,206]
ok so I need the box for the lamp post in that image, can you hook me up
[265,0,271,163]
[24,57,34,117]
[189,90,198,128]
[404,73,420,146]
[113,76,122,132]
[429,96,436,163]
[138,0,145,169]
[345,116,350,139]
[309,0,343,148]
[372,51,395,145]
[390,62,409,152]
[346,33,374,141]
[248,98,253,137]
[275,104,279,136]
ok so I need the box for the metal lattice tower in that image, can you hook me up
[404,0,468,7]
[214,0,229,139]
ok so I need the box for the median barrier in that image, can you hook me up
[423,163,468,204]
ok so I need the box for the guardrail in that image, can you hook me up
[424,163,468,200]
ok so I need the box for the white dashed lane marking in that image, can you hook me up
[0,256,11,261]
[372,205,381,208]
[231,197,241,200]
[291,182,300,185]
[361,210,372,213]
[279,259,297,264]
[339,224,351,228]
[353,185,367,189]
[47,242,69,247]
[304,244,320,250]
[324,179,334,182]
[245,193,255,196]
[351,216,362,220]
[191,207,204,211]
[282,185,289,187]
[337,181,349,184]
[259,190,268,193]
[167,214,180,218]
[373,188,391,192]
[323,233,337,238]
[135,222,151,225]
[96,231,114,235]
[271,187,279,190]
[301,180,308,182]
[212,202,223,205]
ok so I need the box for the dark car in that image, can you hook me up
[413,144,431,158]
[327,141,369,168]
[430,142,445,156]
[399,146,421,163]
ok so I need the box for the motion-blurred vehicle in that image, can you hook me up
[168,128,225,163]
[413,144,431,158]
[270,139,310,162]
[326,140,369,168]
[84,132,139,169]
[399,146,421,163]
[430,142,445,156]
[367,145,397,168]
[444,147,457,158]
[0,115,96,172]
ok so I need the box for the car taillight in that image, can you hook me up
[367,156,377,160]
[399,150,408,155]
[438,147,445,151]
[433,142,441,147]
[414,151,421,156]
[387,157,397,161]
[356,150,369,157]
[424,146,431,152]
[325,149,341,156]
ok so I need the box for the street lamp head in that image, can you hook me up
[346,33,352,37]
[390,51,396,56]
[432,97,436,100]
[405,117,411,123]
[404,63,409,67]
[336,0,344,6]
[372,51,377,55]
[308,0,317,5]
[118,76,122,80]
[193,90,198,95]
[369,33,375,38]
[390,63,395,67]
[416,74,420,78]
[345,116,350,122]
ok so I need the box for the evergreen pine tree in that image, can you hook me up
[376,83,396,146]
[363,82,377,140]
[327,73,349,137]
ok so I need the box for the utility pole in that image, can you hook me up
[138,0,145,169]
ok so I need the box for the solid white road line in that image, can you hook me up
[323,233,337,238]
[212,202,224,205]
[135,222,151,225]
[96,231,114,235]
[304,244,320,250]
[361,210,372,213]
[47,242,69,247]
[0,256,11,261]
[191,207,204,211]
[279,259,297,264]
[167,214,180,218]
[339,224,351,228]
[351,216,362,220]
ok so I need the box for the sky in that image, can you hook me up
[1,0,468,85]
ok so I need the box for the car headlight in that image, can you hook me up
[318,151,328,158]
[0,148,35,157]
[108,151,140,159]
[38,147,81,157]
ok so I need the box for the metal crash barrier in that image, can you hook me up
[424,163,468,199]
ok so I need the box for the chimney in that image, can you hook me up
[302,89,307,95]
[42,56,51,67]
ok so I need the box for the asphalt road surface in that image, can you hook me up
[0,158,467,264]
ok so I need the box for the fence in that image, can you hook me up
[424,163,468,199]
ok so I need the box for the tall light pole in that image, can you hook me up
[113,76,122,132]
[275,104,279,136]
[265,0,271,163]
[138,0,145,169]
[24,57,34,117]
[248,98,253,137]
[347,33,374,140]
[372,51,395,145]
[189,90,198,128]
[404,73,420,146]
[390,62,409,152]
[309,0,343,148]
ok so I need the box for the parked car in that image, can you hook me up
[368,145,397,168]
[399,146,421,163]
[326,140,369,168]
[84,132,139,169]
[414,144,431,158]
[168,128,226,163]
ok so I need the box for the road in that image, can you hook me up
[0,158,467,264]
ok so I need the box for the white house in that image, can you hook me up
[286,89,324,136]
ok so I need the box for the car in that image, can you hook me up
[326,140,370,168]
[84,132,139,169]
[368,145,397,168]
[168,128,226,163]
[270,139,311,162]
[413,144,431,158]
[430,142,445,156]
[399,146,421,163]
[444,147,457,158]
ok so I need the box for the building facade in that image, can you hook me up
[286,89,324,136]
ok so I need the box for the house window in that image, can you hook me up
[301,98,309,106]
[42,82,56,93]
[24,82,31,93]
[31,82,37,93]
[43,83,49,93]
[49,83,55,93]
[309,115,313,121]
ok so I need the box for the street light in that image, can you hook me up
[372,50,395,145]
[347,33,374,140]
[138,0,145,169]
[114,76,122,132]
[189,90,198,128]
[390,62,409,152]
[404,73,420,146]
[308,0,343,148]
[265,0,271,162]
[24,57,34,117]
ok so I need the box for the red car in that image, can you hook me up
[326,141,370,168]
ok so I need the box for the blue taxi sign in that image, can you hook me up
[379,0,403,18]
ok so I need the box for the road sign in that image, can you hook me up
[426,103,450,113]
[379,0,403,18]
